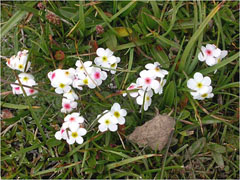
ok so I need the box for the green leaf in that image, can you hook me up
[162,81,175,107]
[46,138,62,148]
[0,101,40,110]
[141,7,158,29]
[106,154,159,170]
[188,137,206,156]
[212,152,224,168]
[178,2,223,72]
[1,1,37,38]
[208,143,226,153]
[105,31,117,50]
[150,46,170,68]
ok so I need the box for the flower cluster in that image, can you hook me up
[198,44,228,67]
[55,112,87,144]
[187,72,214,100]
[6,50,38,97]
[98,103,127,132]
[124,62,168,111]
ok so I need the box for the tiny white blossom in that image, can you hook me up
[98,112,118,132]
[62,112,84,130]
[136,70,160,91]
[94,48,117,70]
[63,88,79,101]
[123,83,140,98]
[55,127,67,140]
[66,127,87,145]
[110,57,121,74]
[90,67,107,86]
[145,62,168,78]
[154,79,166,95]
[51,78,72,94]
[110,103,127,125]
[198,44,221,66]
[187,72,212,94]
[191,86,214,100]
[75,60,93,79]
[61,98,77,113]
[136,89,153,111]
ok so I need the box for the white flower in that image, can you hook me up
[61,98,77,113]
[191,86,214,100]
[62,112,84,130]
[75,60,93,79]
[110,57,121,74]
[72,77,83,90]
[110,103,127,125]
[198,44,221,66]
[48,69,63,82]
[15,50,31,72]
[11,82,22,95]
[90,67,107,86]
[94,48,117,70]
[18,73,35,86]
[145,62,168,78]
[154,79,166,95]
[123,83,140,98]
[98,112,118,132]
[187,72,212,94]
[6,55,18,70]
[78,75,96,89]
[62,68,76,80]
[66,127,87,145]
[136,89,153,111]
[136,70,160,91]
[215,50,228,64]
[55,126,67,140]
[51,78,72,94]
[63,88,78,101]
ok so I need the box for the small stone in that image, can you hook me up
[128,112,175,151]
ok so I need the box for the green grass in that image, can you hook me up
[1,1,239,179]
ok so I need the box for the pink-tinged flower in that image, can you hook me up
[66,127,87,145]
[136,70,160,91]
[90,67,107,86]
[145,62,168,78]
[110,103,127,125]
[123,83,140,98]
[48,69,63,82]
[61,98,77,113]
[187,72,212,94]
[55,126,67,140]
[94,48,117,69]
[11,82,22,95]
[198,44,221,66]
[6,55,18,70]
[136,89,153,111]
[62,112,84,130]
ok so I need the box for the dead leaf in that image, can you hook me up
[128,113,175,151]
[1,109,14,119]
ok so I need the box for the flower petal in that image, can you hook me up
[76,136,84,144]
[96,48,105,57]
[109,124,118,132]
[99,124,107,132]
[193,72,203,81]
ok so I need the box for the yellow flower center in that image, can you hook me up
[114,111,120,118]
[80,66,84,70]
[71,132,78,138]
[111,63,116,68]
[105,119,110,125]
[197,83,203,88]
[146,96,150,101]
[69,90,72,94]
[65,71,69,76]
[18,64,23,69]
[59,83,65,88]
[102,56,108,62]
[201,93,208,98]
[217,58,221,63]
[83,79,88,85]
[23,77,29,81]
[155,67,160,71]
